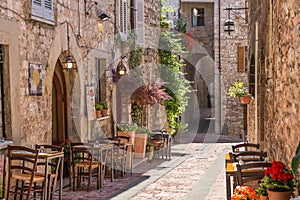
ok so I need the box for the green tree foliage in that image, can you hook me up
[159,3,191,133]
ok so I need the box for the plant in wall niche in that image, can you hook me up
[131,81,172,126]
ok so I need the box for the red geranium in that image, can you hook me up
[261,161,295,192]
[231,186,259,200]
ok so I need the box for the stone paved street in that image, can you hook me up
[56,139,236,200]
[112,142,232,200]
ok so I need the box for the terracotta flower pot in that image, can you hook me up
[134,133,148,159]
[259,195,268,200]
[239,95,251,104]
[267,190,291,200]
[101,109,108,116]
[96,110,101,118]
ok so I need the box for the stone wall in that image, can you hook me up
[1,0,161,145]
[248,0,300,164]
[218,0,249,136]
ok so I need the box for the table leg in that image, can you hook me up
[111,146,114,182]
[226,174,231,200]
[44,158,49,200]
[59,155,63,200]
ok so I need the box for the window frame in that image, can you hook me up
[192,8,204,27]
[31,0,55,24]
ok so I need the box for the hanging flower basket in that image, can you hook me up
[239,95,251,104]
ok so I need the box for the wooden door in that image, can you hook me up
[52,65,67,144]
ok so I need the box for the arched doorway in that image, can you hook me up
[52,62,68,145]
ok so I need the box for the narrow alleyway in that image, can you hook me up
[56,140,236,200]
[110,143,232,200]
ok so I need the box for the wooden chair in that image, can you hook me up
[149,133,165,159]
[71,142,101,191]
[108,136,130,177]
[34,144,64,200]
[236,162,272,186]
[6,145,45,200]
[232,143,260,152]
[229,151,267,163]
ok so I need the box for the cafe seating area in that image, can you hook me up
[225,142,271,200]
[0,129,172,200]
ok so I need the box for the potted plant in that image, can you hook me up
[256,181,268,200]
[146,141,154,162]
[231,185,259,200]
[292,142,300,194]
[227,81,251,104]
[95,103,104,118]
[261,161,296,200]
[117,123,138,168]
[134,126,149,159]
[99,102,108,117]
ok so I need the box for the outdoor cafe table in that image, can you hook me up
[88,143,115,182]
[12,150,64,200]
[150,132,172,160]
[225,153,266,200]
[110,141,134,174]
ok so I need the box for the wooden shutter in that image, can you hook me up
[238,46,246,72]
[32,0,54,22]
[135,0,144,46]
[120,0,128,40]
[32,0,43,18]
[44,0,54,21]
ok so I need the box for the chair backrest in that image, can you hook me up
[7,145,40,183]
[232,143,260,152]
[236,162,272,186]
[150,134,165,147]
[71,142,94,165]
[229,151,267,163]
[35,144,64,175]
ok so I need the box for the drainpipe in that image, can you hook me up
[218,0,222,135]
[254,21,258,143]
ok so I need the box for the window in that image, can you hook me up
[192,8,204,27]
[32,0,54,23]
[119,0,128,40]
[0,45,5,138]
[135,0,144,46]
[95,58,106,104]
[249,55,255,97]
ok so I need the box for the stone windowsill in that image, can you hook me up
[96,116,110,121]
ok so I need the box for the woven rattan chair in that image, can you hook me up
[6,145,45,200]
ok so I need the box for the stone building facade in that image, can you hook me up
[167,0,249,136]
[0,0,161,146]
[247,0,300,164]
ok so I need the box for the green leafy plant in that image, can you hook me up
[117,123,138,132]
[256,181,268,196]
[159,10,191,134]
[227,81,249,98]
[136,126,150,134]
[95,103,104,110]
[292,142,300,178]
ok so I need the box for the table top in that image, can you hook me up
[0,140,13,150]
[12,151,64,158]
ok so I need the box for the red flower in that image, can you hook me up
[231,186,258,200]
[263,160,295,192]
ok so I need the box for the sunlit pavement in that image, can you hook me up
[111,142,234,200]
[56,137,238,200]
